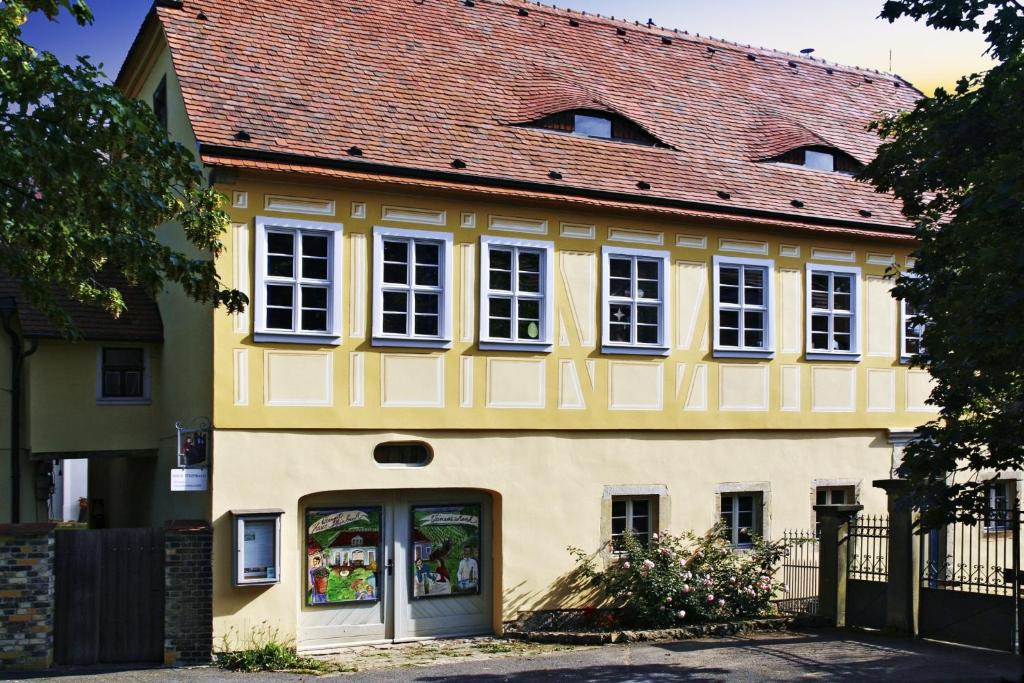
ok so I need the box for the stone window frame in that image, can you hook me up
[714,481,771,548]
[810,478,861,532]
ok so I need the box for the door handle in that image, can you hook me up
[385,558,394,576]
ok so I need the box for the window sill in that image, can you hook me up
[805,352,861,362]
[478,341,553,353]
[254,332,342,346]
[371,336,452,350]
[601,344,670,357]
[96,398,152,406]
[713,349,775,360]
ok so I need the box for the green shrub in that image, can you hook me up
[217,623,329,673]
[569,525,794,629]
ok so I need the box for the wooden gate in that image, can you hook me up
[54,528,165,664]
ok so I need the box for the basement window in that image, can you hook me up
[373,442,433,468]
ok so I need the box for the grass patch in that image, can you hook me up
[217,624,331,674]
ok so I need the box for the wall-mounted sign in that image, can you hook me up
[232,510,283,586]
[306,507,382,605]
[176,419,211,468]
[411,504,481,599]
[170,467,208,492]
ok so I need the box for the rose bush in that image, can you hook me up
[569,525,793,628]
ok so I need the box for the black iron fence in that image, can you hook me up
[776,529,819,616]
[920,507,1020,595]
[848,514,889,582]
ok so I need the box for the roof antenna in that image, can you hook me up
[800,48,815,55]
[646,17,655,27]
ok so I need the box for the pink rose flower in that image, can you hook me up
[717,598,726,607]
[682,584,691,593]
[707,594,715,602]
[623,561,631,569]
[676,610,686,619]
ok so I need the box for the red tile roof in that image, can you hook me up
[145,0,921,233]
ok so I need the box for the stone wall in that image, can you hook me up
[164,520,213,665]
[0,523,56,670]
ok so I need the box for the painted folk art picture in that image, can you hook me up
[411,504,481,599]
[306,507,381,605]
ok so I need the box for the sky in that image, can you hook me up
[21,0,995,94]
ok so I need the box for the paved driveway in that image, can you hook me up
[4,630,1022,682]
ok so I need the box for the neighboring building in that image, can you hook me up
[9,0,963,651]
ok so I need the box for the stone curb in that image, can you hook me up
[504,616,795,645]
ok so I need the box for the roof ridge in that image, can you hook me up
[495,0,915,88]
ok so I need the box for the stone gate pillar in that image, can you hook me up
[874,479,920,636]
[815,504,863,627]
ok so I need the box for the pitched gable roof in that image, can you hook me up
[141,0,921,233]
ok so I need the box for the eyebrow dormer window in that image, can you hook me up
[769,146,862,175]
[524,109,664,146]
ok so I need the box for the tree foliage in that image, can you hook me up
[864,1,1024,526]
[0,0,246,335]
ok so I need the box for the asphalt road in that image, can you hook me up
[5,629,1023,682]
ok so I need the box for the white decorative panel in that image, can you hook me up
[233,349,249,406]
[719,238,768,255]
[460,356,474,408]
[349,352,364,407]
[350,202,366,219]
[487,215,548,235]
[264,351,333,406]
[264,194,336,216]
[232,191,248,209]
[867,368,895,412]
[811,247,856,262]
[810,366,856,412]
[779,244,800,258]
[460,242,476,342]
[460,212,476,229]
[906,369,935,412]
[684,363,708,411]
[558,360,586,410]
[486,358,545,408]
[380,354,444,407]
[608,226,664,246]
[232,222,250,334]
[867,252,896,266]
[349,233,367,338]
[719,365,769,411]
[675,363,687,399]
[675,234,708,249]
[585,359,597,390]
[558,313,570,347]
[559,251,596,347]
[866,275,896,357]
[560,222,596,239]
[608,361,663,411]
[779,268,802,354]
[675,261,707,350]
[780,364,801,411]
[381,205,447,226]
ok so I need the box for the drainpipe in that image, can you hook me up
[0,297,37,523]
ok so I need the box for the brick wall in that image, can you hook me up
[0,523,56,670]
[164,520,213,665]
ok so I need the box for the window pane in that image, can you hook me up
[609,258,631,278]
[609,304,631,325]
[804,149,835,171]
[631,515,649,534]
[811,274,829,293]
[833,333,852,351]
[490,270,512,291]
[383,291,407,313]
[737,496,754,513]
[383,240,408,264]
[744,329,764,348]
[816,490,827,506]
[416,242,440,266]
[490,297,511,318]
[267,232,294,255]
[519,271,541,293]
[720,285,739,305]
[834,275,852,294]
[302,286,327,310]
[612,500,626,516]
[415,292,439,315]
[266,307,292,330]
[637,260,658,281]
[267,285,292,307]
[301,310,327,332]
[574,113,612,138]
[632,499,649,516]
[490,249,512,271]
[415,265,439,287]
[833,293,851,312]
[609,277,631,298]
[637,305,659,325]
[811,332,829,349]
[302,257,328,280]
[383,263,408,284]
[720,329,739,347]
[744,311,764,333]
[414,315,438,336]
[744,268,764,305]
[720,310,739,329]
[489,318,511,338]
[636,278,658,300]
[811,291,830,309]
[382,313,406,334]
[518,250,540,273]
[268,255,293,278]
[122,371,142,397]
[609,324,630,343]
[831,489,847,505]
[518,299,540,322]
[104,348,143,367]
[637,325,658,344]
[302,234,328,258]
[834,316,851,334]
[811,314,829,332]
[611,517,626,535]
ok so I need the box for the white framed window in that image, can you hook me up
[814,485,856,536]
[479,236,554,351]
[372,226,453,348]
[96,347,151,405]
[254,216,344,344]
[713,255,774,358]
[720,492,763,547]
[806,263,861,361]
[601,246,670,355]
[986,480,1017,531]
[900,298,926,362]
[611,496,656,549]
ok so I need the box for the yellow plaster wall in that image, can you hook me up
[213,175,932,432]
[209,428,894,643]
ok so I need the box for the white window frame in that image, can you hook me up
[254,216,344,345]
[479,235,555,351]
[720,492,764,548]
[986,479,1017,531]
[95,346,151,405]
[805,263,861,361]
[712,255,775,359]
[610,495,656,550]
[601,246,671,355]
[900,298,926,364]
[372,226,454,348]
[813,483,857,536]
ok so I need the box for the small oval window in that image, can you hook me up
[373,442,433,468]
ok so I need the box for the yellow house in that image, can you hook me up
[36,0,942,650]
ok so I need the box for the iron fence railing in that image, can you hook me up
[775,529,819,615]
[848,514,889,582]
[920,507,1021,595]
